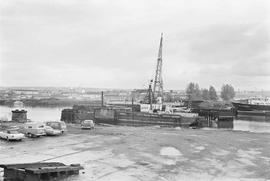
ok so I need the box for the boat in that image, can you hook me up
[232,97,270,111]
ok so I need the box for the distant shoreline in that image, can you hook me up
[0,99,101,108]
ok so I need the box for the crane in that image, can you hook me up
[141,33,164,111]
[142,33,164,110]
[153,33,164,105]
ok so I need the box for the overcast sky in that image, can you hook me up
[0,0,269,90]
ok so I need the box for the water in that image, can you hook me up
[0,105,70,122]
[234,115,270,133]
[1,105,270,133]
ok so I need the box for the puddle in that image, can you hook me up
[196,146,205,151]
[160,147,182,157]
[140,153,177,165]
[190,144,207,153]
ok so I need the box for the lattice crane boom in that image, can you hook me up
[153,33,164,104]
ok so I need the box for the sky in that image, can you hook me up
[0,0,270,91]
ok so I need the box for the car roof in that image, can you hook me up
[8,126,19,129]
[6,129,19,131]
[25,122,44,125]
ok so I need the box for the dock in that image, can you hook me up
[192,108,234,128]
[61,106,198,127]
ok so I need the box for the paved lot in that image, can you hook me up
[0,125,270,181]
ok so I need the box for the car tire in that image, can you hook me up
[27,133,32,138]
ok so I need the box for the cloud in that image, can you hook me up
[231,56,270,77]
[0,0,270,90]
[184,23,270,89]
[187,23,270,64]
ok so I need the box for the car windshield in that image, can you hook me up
[46,122,61,129]
[8,130,19,134]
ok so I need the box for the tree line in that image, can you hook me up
[186,82,235,101]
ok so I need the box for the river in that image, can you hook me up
[0,105,69,122]
[1,105,270,133]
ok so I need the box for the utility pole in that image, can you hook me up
[101,91,104,107]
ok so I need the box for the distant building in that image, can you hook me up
[13,89,39,95]
[13,101,24,107]
[131,89,148,102]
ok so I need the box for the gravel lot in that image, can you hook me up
[0,125,269,181]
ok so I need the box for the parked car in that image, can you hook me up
[45,121,67,134]
[0,129,25,141]
[44,126,62,136]
[81,120,95,129]
[21,122,46,138]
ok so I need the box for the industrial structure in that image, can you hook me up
[11,109,27,123]
[143,33,164,111]
[153,33,164,104]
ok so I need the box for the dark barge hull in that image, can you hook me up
[232,102,270,111]
[236,111,270,117]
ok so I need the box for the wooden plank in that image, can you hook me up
[25,165,83,174]
[118,120,179,126]
[118,118,178,124]
[0,162,65,169]
[218,116,234,119]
